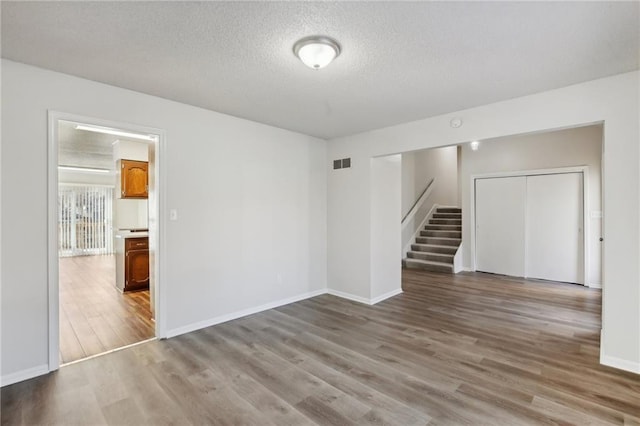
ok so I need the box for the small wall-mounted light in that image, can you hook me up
[470,141,480,151]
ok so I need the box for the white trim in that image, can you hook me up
[327,287,403,305]
[370,288,403,305]
[47,111,167,374]
[453,242,464,273]
[469,166,590,286]
[402,203,439,258]
[1,364,49,387]
[326,289,371,305]
[600,354,640,374]
[61,338,157,367]
[165,288,327,338]
[47,114,60,371]
[470,166,589,180]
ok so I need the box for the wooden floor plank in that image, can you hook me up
[58,254,154,363]
[3,269,639,425]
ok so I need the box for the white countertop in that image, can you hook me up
[115,231,149,239]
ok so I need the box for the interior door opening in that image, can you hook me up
[52,117,161,366]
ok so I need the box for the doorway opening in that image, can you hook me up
[49,113,164,369]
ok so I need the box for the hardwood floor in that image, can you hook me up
[59,254,154,364]
[3,270,639,425]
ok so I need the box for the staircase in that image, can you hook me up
[403,207,462,273]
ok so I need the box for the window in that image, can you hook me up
[58,185,114,256]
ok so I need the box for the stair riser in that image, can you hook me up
[416,237,460,246]
[430,219,462,225]
[411,244,457,255]
[420,230,461,238]
[436,208,462,214]
[424,225,462,231]
[404,260,453,273]
[433,213,462,219]
[408,252,454,263]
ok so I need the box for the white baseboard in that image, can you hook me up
[600,354,640,374]
[588,282,602,289]
[326,288,371,305]
[1,364,49,387]
[327,287,403,305]
[166,288,327,338]
[370,288,403,305]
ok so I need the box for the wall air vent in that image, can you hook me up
[333,158,351,170]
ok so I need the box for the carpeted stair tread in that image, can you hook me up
[420,230,462,238]
[407,251,454,263]
[415,236,462,246]
[410,243,458,254]
[403,258,454,273]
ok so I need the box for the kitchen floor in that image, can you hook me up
[59,254,154,364]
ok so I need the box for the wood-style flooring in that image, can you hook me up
[3,270,639,425]
[59,254,154,364]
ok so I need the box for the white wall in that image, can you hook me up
[401,146,459,215]
[401,154,416,216]
[1,60,327,382]
[402,146,458,214]
[113,139,149,162]
[327,71,640,373]
[370,155,402,302]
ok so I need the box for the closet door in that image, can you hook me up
[526,173,583,284]
[475,177,526,276]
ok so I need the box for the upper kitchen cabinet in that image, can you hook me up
[119,159,148,198]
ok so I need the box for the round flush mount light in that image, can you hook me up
[293,36,341,70]
[450,117,463,128]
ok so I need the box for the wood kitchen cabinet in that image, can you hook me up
[120,159,148,198]
[125,237,149,291]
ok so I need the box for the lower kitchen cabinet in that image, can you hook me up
[116,235,149,292]
[126,239,149,290]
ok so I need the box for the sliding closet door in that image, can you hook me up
[475,177,526,276]
[526,173,583,284]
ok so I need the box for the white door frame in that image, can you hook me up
[47,111,168,371]
[469,166,591,286]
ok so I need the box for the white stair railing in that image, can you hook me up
[401,178,436,257]
[401,177,435,229]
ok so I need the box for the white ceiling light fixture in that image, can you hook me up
[75,124,156,141]
[470,140,480,151]
[293,36,341,70]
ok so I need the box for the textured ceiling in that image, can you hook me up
[3,2,639,139]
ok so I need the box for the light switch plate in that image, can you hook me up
[169,209,178,221]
